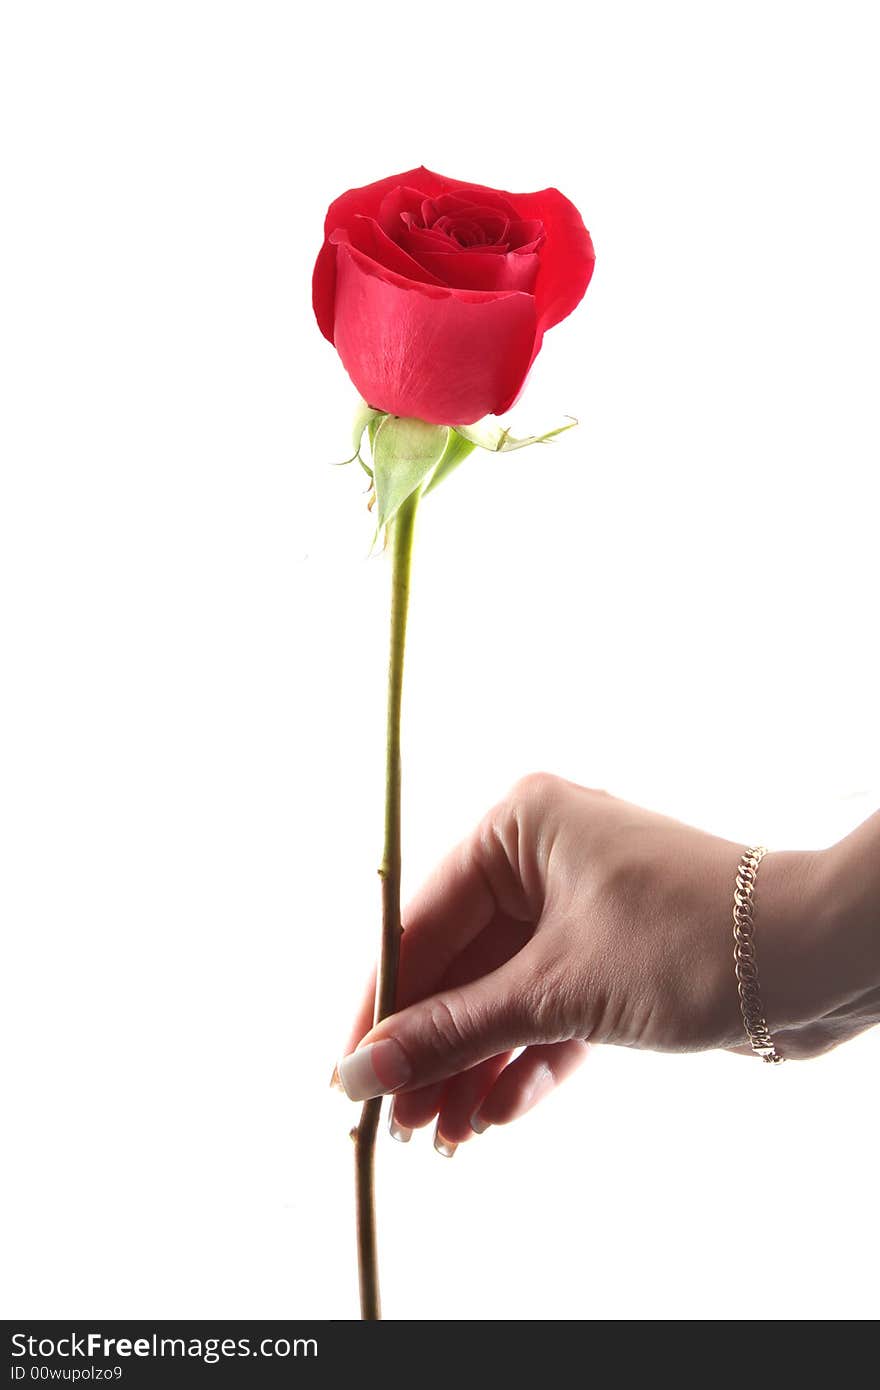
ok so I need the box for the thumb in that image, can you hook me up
[336,955,541,1101]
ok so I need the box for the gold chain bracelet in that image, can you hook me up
[732,846,784,1064]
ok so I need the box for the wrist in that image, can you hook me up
[699,843,826,1051]
[811,821,880,1004]
[741,834,880,1047]
[735,847,828,1040]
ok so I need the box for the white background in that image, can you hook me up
[2,0,878,1321]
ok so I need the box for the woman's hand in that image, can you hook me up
[337,774,880,1150]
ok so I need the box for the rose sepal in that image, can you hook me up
[338,402,579,546]
[454,416,578,453]
[371,415,450,530]
[420,428,477,495]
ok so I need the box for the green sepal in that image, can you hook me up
[333,402,578,552]
[331,401,387,473]
[353,401,385,458]
[371,416,450,531]
[366,413,385,450]
[455,416,578,453]
[422,429,478,496]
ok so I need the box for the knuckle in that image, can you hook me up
[475,804,505,867]
[509,770,561,807]
[422,991,471,1061]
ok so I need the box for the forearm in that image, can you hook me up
[754,811,880,1057]
[819,811,880,1003]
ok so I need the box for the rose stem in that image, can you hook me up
[353,485,420,1321]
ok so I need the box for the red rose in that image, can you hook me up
[313,166,595,426]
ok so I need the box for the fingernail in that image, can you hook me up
[433,1122,457,1159]
[388,1107,412,1144]
[329,1064,343,1091]
[337,1039,411,1102]
[470,1111,491,1135]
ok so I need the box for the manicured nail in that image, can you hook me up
[337,1039,411,1102]
[388,1108,412,1144]
[433,1122,457,1159]
[470,1111,491,1135]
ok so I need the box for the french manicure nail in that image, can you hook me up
[470,1111,490,1135]
[433,1122,457,1159]
[336,1039,411,1102]
[388,1109,412,1144]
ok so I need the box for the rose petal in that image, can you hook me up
[424,191,518,223]
[399,218,459,252]
[378,172,594,336]
[377,186,435,241]
[323,168,446,235]
[331,241,537,425]
[397,222,508,258]
[344,217,445,287]
[315,169,451,342]
[376,180,517,242]
[312,239,338,343]
[399,223,511,258]
[506,219,546,252]
[410,247,540,294]
[507,186,595,334]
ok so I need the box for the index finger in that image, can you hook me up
[340,808,527,1054]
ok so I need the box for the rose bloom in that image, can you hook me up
[313,166,595,426]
